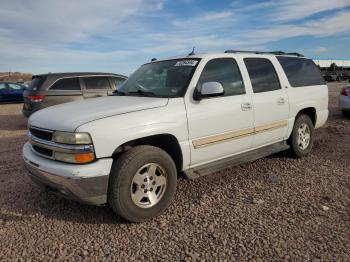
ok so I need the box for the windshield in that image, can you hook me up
[117,58,200,97]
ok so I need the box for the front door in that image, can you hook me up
[186,58,254,167]
[243,57,289,148]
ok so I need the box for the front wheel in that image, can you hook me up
[289,114,314,158]
[108,145,177,222]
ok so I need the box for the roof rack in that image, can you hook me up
[224,50,304,57]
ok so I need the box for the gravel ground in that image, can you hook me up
[0,83,349,261]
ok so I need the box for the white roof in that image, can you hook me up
[154,52,302,63]
[152,53,350,68]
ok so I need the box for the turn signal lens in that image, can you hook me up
[74,153,95,163]
[54,152,95,164]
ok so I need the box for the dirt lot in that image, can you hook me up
[0,83,349,261]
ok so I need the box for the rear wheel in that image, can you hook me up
[108,145,177,222]
[289,114,314,158]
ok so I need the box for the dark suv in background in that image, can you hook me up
[23,72,127,117]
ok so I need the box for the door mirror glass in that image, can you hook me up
[201,82,224,97]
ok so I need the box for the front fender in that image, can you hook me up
[76,98,189,159]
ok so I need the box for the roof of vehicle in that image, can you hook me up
[29,72,128,91]
[149,50,307,63]
[32,72,127,79]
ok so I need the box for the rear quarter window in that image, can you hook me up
[277,57,325,87]
[50,77,81,91]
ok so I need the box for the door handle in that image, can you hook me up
[277,98,285,105]
[241,102,252,111]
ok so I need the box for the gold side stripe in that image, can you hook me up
[192,120,288,149]
[254,120,288,134]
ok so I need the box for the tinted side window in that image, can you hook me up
[83,77,110,90]
[8,83,23,90]
[244,58,281,93]
[111,77,126,89]
[50,78,80,91]
[198,58,245,96]
[277,57,325,87]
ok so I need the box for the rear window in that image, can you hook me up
[50,77,80,91]
[28,77,45,91]
[277,57,325,87]
[83,76,111,90]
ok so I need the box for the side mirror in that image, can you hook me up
[194,82,224,100]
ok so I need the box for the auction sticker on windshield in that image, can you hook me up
[175,60,198,67]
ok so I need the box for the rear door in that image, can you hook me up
[81,76,110,99]
[243,57,289,148]
[45,77,83,107]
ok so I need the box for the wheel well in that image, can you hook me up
[112,134,183,172]
[297,107,316,126]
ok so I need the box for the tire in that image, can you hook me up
[108,145,177,222]
[289,114,314,158]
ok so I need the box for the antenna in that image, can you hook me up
[188,47,195,56]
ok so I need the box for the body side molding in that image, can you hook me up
[192,120,288,149]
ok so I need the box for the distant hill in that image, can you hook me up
[0,72,32,83]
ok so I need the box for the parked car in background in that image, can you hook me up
[0,82,26,103]
[339,85,350,114]
[23,72,127,117]
[23,51,328,222]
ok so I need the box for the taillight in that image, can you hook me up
[28,95,46,102]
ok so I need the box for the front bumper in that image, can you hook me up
[23,142,113,205]
[339,95,350,111]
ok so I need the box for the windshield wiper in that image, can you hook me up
[128,89,157,97]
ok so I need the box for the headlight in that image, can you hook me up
[54,152,95,164]
[52,131,92,145]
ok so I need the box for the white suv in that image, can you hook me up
[23,51,328,222]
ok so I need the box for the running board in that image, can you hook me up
[184,141,290,179]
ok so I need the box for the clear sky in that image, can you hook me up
[0,0,349,75]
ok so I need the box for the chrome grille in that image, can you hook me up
[29,127,53,141]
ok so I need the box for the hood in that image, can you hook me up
[29,96,169,132]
